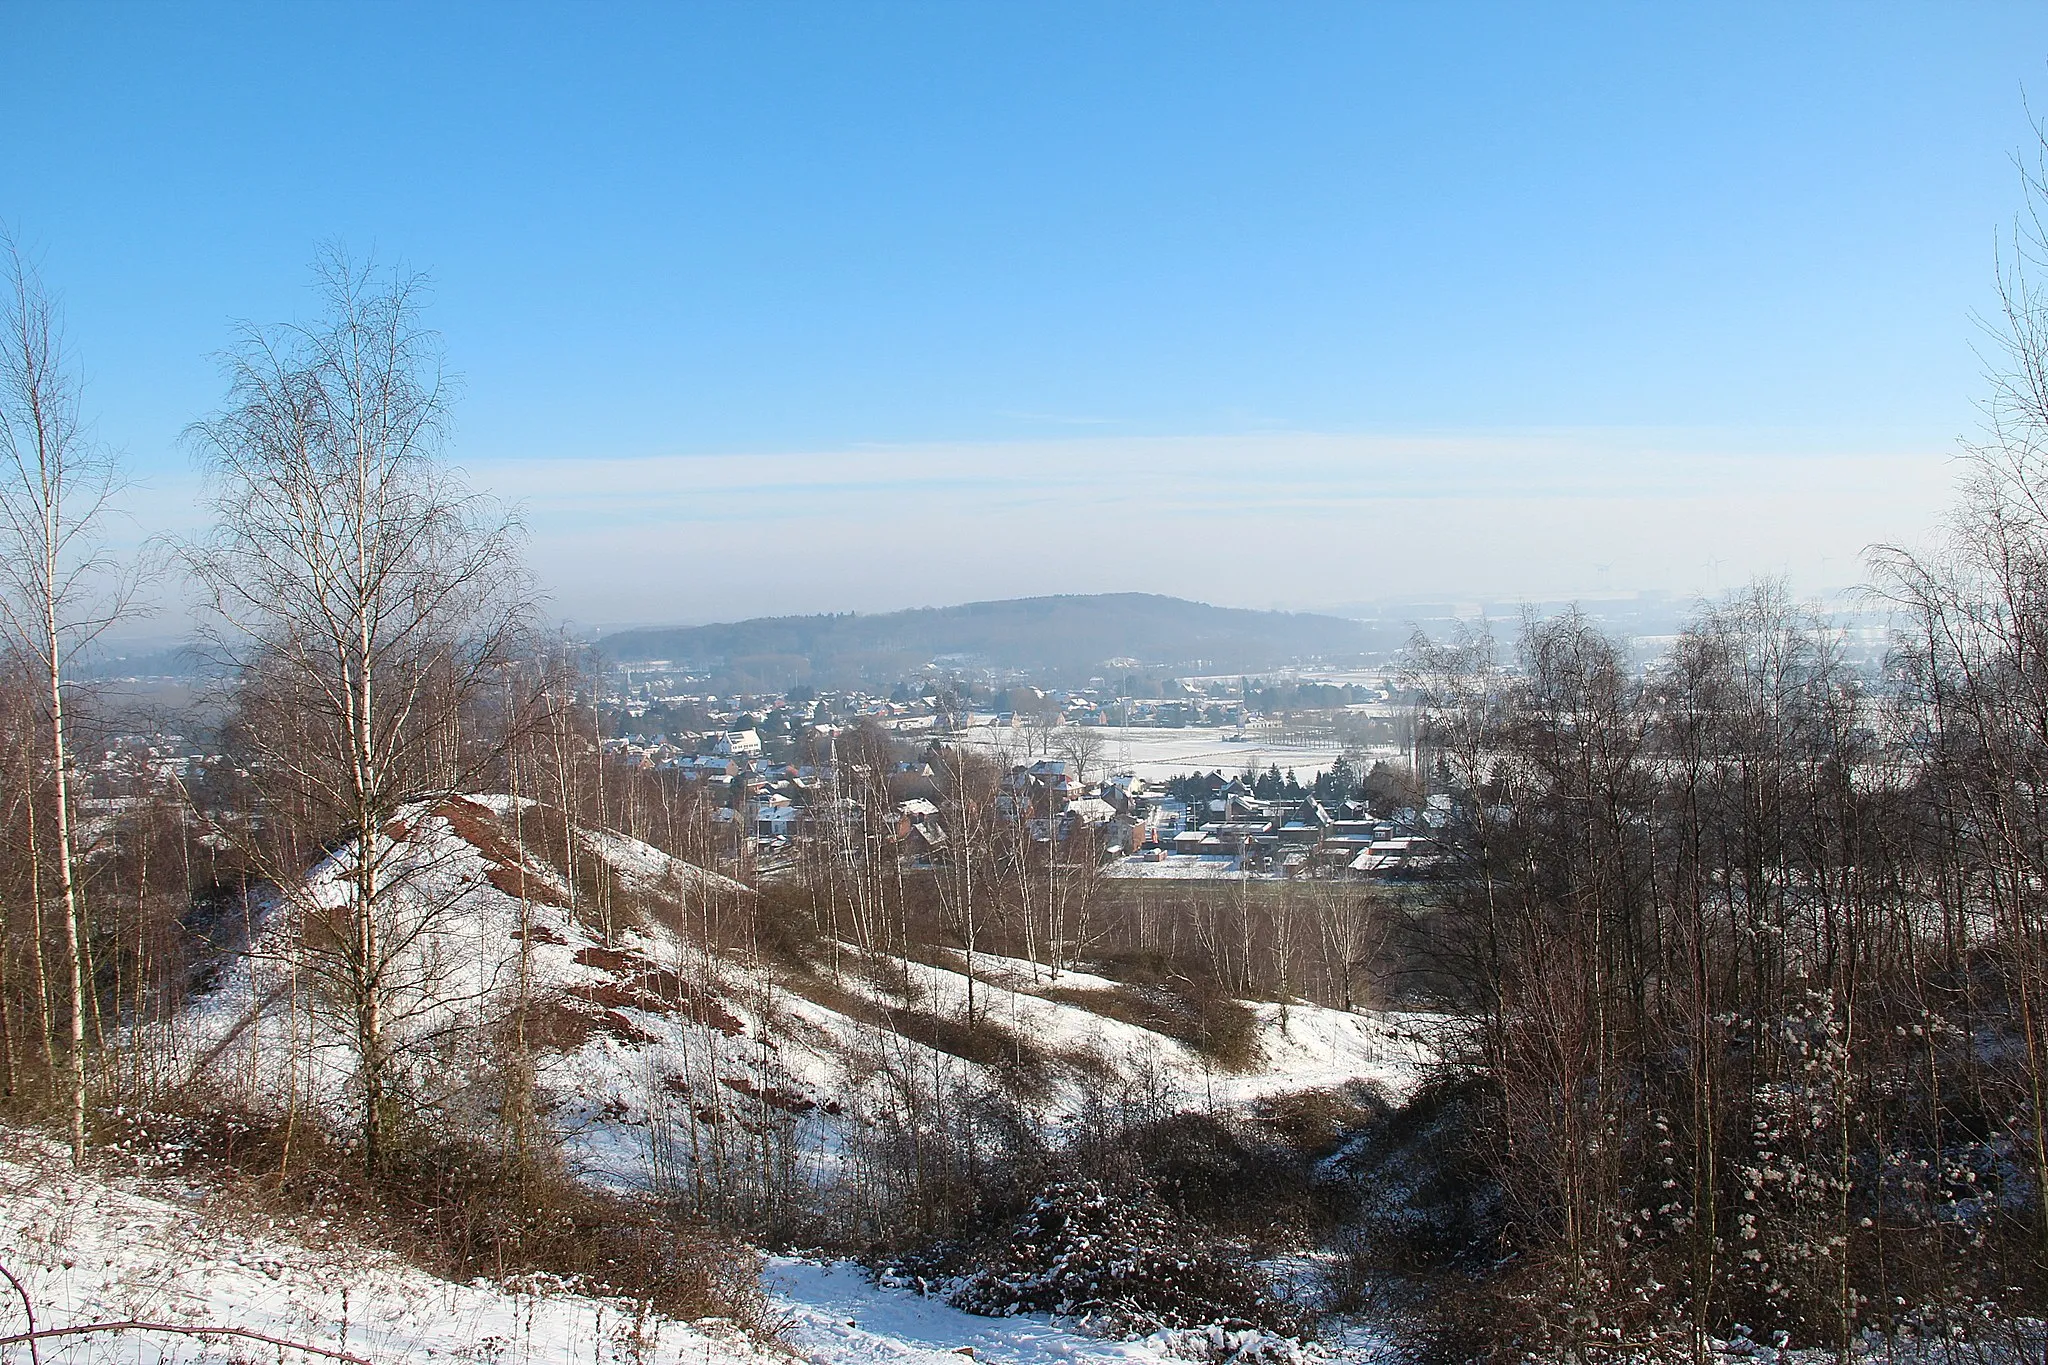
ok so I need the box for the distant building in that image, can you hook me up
[712,730,762,757]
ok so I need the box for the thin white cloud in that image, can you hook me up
[469,430,1956,626]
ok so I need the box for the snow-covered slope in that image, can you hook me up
[1,1127,1285,1365]
[0,1127,774,1365]
[173,797,1434,1196]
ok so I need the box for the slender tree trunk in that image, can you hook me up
[354,510,386,1175]
[47,587,85,1163]
[550,692,577,915]
[0,894,15,1098]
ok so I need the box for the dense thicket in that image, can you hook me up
[1393,569,2048,1357]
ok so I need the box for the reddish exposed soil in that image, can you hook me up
[573,945,652,975]
[719,1074,816,1114]
[486,864,568,906]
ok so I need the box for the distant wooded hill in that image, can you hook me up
[597,593,1395,687]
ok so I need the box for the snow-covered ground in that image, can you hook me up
[13,1125,2026,1365]
[0,1127,1317,1365]
[885,948,1436,1111]
[769,1259,1275,1365]
[1103,855,1254,880]
[0,1129,775,1365]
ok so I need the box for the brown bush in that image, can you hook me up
[1041,982,1263,1072]
[776,964,1056,1096]
[517,999,599,1051]
[719,1074,816,1115]
[573,944,652,975]
[1250,1084,1387,1156]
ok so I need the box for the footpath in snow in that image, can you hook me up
[768,1259,1278,1365]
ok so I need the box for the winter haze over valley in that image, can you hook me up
[7,6,2048,1364]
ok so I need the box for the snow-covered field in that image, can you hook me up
[903,948,1436,1109]
[1103,854,1254,880]
[946,725,1396,783]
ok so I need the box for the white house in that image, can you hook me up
[713,730,762,757]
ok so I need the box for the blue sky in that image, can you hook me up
[5,3,2045,625]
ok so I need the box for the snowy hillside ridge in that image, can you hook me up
[169,794,1436,1200]
[0,1126,778,1365]
[169,794,793,1177]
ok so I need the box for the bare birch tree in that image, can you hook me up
[1869,125,2048,1268]
[0,235,135,1164]
[931,748,1003,1023]
[188,248,529,1173]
